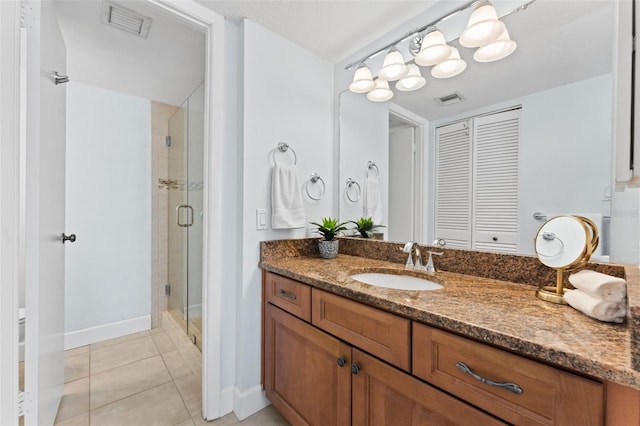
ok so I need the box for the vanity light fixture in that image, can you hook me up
[473,28,517,62]
[345,0,535,101]
[459,2,506,48]
[348,63,376,93]
[431,48,467,79]
[396,64,426,91]
[378,47,409,81]
[367,79,394,102]
[414,30,452,66]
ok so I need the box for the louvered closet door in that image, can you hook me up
[435,121,472,249]
[472,109,520,253]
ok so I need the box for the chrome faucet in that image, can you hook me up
[402,241,424,271]
[425,251,444,273]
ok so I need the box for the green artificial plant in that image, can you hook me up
[310,217,348,241]
[349,217,386,239]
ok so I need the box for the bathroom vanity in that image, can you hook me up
[260,238,640,425]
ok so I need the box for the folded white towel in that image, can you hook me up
[271,164,305,229]
[569,270,627,302]
[363,175,383,225]
[564,289,626,323]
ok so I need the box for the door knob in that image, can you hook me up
[351,364,361,375]
[62,233,76,243]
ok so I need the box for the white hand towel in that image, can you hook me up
[363,175,383,225]
[271,164,305,229]
[564,289,626,323]
[569,270,627,302]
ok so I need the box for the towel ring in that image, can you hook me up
[535,232,565,257]
[272,142,297,166]
[367,161,379,178]
[305,172,326,201]
[345,178,361,203]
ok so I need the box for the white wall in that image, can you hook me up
[65,82,151,333]
[235,19,334,408]
[428,74,613,255]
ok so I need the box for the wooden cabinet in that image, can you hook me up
[312,289,410,371]
[262,271,611,425]
[413,322,603,425]
[263,272,503,425]
[264,303,351,425]
[351,348,505,425]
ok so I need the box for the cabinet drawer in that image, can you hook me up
[265,272,311,322]
[312,289,410,371]
[352,348,506,426]
[413,323,603,425]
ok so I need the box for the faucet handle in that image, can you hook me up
[424,251,443,273]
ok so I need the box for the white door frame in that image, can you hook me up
[0,1,22,424]
[1,0,227,422]
[146,0,226,420]
[388,103,428,243]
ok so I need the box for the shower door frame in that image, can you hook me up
[145,0,225,420]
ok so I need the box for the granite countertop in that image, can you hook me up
[260,252,640,390]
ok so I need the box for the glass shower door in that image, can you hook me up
[167,83,204,349]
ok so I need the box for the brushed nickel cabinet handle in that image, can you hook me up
[455,362,523,395]
[278,289,297,300]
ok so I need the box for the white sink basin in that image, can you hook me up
[350,273,443,291]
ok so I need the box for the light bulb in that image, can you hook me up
[459,3,506,48]
[349,64,376,93]
[415,31,452,66]
[396,64,426,91]
[379,48,409,81]
[367,79,394,102]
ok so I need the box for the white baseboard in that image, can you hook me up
[64,315,151,350]
[233,385,270,421]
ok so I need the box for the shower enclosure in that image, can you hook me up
[167,83,204,349]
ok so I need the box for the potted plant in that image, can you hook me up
[349,217,386,239]
[310,217,348,259]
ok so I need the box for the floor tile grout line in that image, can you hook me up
[89,350,162,376]
[87,374,175,413]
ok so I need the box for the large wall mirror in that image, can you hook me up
[339,0,621,259]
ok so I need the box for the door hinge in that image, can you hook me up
[165,136,171,147]
[165,284,171,296]
[18,391,31,417]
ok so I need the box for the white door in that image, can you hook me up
[388,126,415,242]
[434,120,472,249]
[23,1,67,424]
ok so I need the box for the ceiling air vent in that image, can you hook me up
[435,92,465,106]
[100,2,152,38]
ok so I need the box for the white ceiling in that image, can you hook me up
[197,0,437,63]
[55,0,206,106]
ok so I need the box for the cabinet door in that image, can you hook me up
[351,349,506,426]
[264,303,351,425]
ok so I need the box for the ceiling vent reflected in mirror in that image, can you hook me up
[100,1,152,38]
[435,92,465,106]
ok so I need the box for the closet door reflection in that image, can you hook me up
[167,83,204,349]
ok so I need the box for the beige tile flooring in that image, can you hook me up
[54,328,289,425]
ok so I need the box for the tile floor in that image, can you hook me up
[54,328,289,425]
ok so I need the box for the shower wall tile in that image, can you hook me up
[151,101,179,328]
